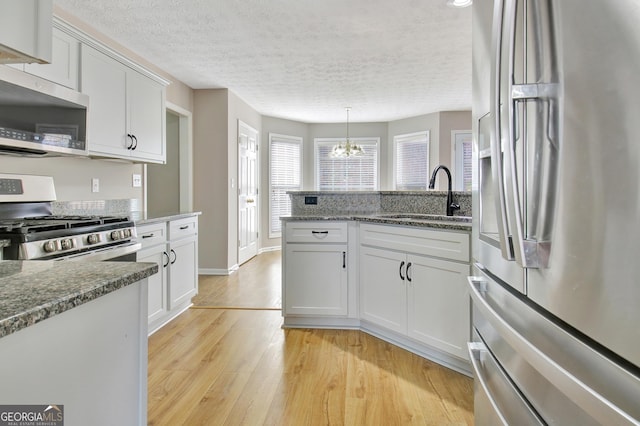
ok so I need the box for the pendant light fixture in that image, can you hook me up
[330,107,364,158]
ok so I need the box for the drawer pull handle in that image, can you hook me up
[142,233,155,239]
[179,225,189,230]
[311,230,329,239]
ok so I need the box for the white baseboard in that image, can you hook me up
[199,264,239,276]
[259,246,281,254]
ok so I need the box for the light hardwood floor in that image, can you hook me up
[148,251,474,425]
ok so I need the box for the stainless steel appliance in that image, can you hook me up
[0,65,89,157]
[470,0,640,424]
[0,174,140,261]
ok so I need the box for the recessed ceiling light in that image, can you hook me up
[447,0,473,8]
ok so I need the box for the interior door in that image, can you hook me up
[238,120,259,265]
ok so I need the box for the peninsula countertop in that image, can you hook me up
[281,213,471,232]
[0,260,158,339]
[130,210,202,225]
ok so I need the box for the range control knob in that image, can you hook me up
[43,240,57,253]
[110,230,123,241]
[123,229,132,238]
[87,234,101,245]
[60,238,74,250]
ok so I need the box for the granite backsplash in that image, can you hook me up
[288,191,471,217]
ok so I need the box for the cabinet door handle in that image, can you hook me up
[170,248,177,264]
[126,134,134,149]
[179,225,189,230]
[406,262,412,282]
[342,251,346,269]
[399,260,405,281]
[142,233,155,239]
[131,134,138,150]
[163,251,170,267]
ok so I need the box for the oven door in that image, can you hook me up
[56,242,141,262]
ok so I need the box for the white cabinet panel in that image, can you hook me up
[24,27,79,89]
[407,254,470,359]
[138,246,168,324]
[284,243,348,316]
[359,245,407,333]
[169,235,198,309]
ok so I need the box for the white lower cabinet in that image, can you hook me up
[359,246,407,333]
[406,254,470,360]
[137,216,198,334]
[359,223,471,362]
[282,221,352,319]
[285,243,348,316]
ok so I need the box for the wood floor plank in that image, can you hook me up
[148,251,474,425]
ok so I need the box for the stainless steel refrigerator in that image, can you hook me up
[470,0,640,423]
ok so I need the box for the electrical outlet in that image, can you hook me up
[132,174,142,187]
[91,178,99,193]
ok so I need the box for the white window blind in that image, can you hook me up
[314,138,379,191]
[269,133,302,237]
[453,131,473,191]
[394,131,430,190]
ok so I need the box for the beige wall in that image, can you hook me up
[147,112,180,214]
[0,156,143,201]
[193,89,229,271]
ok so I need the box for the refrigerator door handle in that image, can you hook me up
[503,0,558,269]
[490,0,515,261]
[468,276,638,425]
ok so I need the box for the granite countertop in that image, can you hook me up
[130,211,201,225]
[0,260,158,339]
[281,213,472,231]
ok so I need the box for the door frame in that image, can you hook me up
[143,101,194,212]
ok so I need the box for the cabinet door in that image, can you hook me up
[127,70,165,163]
[359,246,407,333]
[138,245,168,325]
[24,27,79,89]
[407,254,470,359]
[284,243,348,316]
[169,235,198,309]
[80,44,128,156]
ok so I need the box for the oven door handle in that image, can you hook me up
[60,242,141,262]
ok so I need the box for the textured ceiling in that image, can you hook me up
[54,0,472,123]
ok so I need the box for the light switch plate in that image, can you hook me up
[91,178,99,193]
[132,174,142,187]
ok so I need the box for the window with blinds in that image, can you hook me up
[453,131,472,191]
[269,133,302,237]
[394,131,430,190]
[314,138,379,191]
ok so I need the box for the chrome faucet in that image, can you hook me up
[428,165,460,216]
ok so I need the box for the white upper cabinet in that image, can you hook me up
[80,43,166,163]
[23,26,79,89]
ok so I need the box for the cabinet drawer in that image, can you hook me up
[359,223,469,262]
[285,221,348,243]
[136,222,166,249]
[169,217,198,240]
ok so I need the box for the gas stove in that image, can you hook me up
[0,174,140,261]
